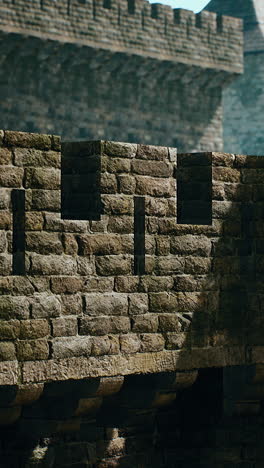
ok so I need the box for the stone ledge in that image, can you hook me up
[18,346,254,385]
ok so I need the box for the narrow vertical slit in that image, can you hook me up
[134,196,145,276]
[118,5,121,25]
[40,0,44,9]
[165,16,168,35]
[141,8,145,29]
[127,0,135,14]
[12,190,26,275]
[92,0,96,19]
[67,0,71,15]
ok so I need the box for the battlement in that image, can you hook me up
[0,129,263,396]
[0,0,243,73]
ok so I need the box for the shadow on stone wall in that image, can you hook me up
[1,153,264,466]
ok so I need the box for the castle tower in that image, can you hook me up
[205,0,264,154]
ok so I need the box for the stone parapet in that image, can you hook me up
[0,131,264,396]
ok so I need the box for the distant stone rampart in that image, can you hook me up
[0,0,243,72]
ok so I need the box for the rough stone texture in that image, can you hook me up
[1,132,264,466]
[0,1,243,152]
[0,133,263,378]
[205,0,264,154]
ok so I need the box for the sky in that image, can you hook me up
[149,0,210,13]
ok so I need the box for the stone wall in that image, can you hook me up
[0,130,264,382]
[205,0,264,155]
[0,0,243,151]
[0,0,243,71]
[1,130,264,466]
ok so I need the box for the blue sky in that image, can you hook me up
[149,0,210,13]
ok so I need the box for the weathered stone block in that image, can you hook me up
[0,255,12,276]
[136,176,175,197]
[51,317,77,337]
[84,293,128,316]
[174,275,200,292]
[26,276,50,293]
[26,232,63,255]
[184,257,211,274]
[158,314,180,332]
[61,294,83,316]
[19,320,50,339]
[78,234,133,255]
[77,257,96,276]
[51,276,84,294]
[212,167,240,182]
[212,201,239,219]
[103,142,137,159]
[155,256,185,275]
[90,216,108,233]
[117,175,136,194]
[128,294,148,315]
[52,336,91,359]
[136,145,168,161]
[102,195,133,215]
[115,276,139,293]
[101,173,118,193]
[146,235,155,255]
[156,236,170,256]
[0,277,35,296]
[211,153,234,167]
[140,334,165,352]
[140,276,174,292]
[120,334,141,354]
[165,332,188,350]
[0,296,30,319]
[30,254,77,275]
[30,190,60,211]
[96,255,132,276]
[0,342,16,361]
[16,339,49,361]
[145,197,169,217]
[0,148,12,165]
[91,335,119,356]
[0,167,23,187]
[0,189,11,210]
[79,316,130,336]
[61,233,78,255]
[25,212,44,231]
[0,211,11,230]
[4,131,52,150]
[131,159,173,177]
[176,292,207,313]
[131,315,159,333]
[25,168,60,189]
[101,156,131,173]
[83,277,114,293]
[107,216,133,234]
[170,235,211,257]
[0,320,20,340]
[0,232,7,253]
[31,294,61,318]
[14,148,60,168]
[149,293,178,313]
